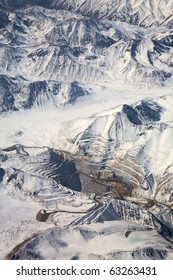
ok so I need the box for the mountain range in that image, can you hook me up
[0,0,173,260]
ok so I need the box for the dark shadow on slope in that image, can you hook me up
[0,168,5,182]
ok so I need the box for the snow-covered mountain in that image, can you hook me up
[0,0,173,260]
[0,0,173,111]
[1,145,173,259]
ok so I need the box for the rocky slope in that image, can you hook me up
[0,1,173,111]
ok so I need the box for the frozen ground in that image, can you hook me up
[0,0,173,260]
[0,81,172,148]
[0,81,173,259]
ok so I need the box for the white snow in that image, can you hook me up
[0,81,172,149]
[0,82,173,259]
[0,0,173,260]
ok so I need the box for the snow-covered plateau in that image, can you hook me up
[0,0,173,260]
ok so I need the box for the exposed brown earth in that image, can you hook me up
[5,234,38,260]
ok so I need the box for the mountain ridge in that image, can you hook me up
[0,0,173,260]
